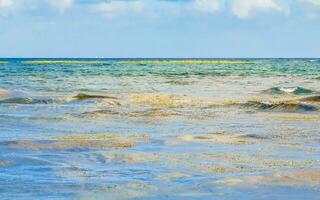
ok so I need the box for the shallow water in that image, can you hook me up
[0,58,320,199]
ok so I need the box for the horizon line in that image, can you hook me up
[0,57,319,59]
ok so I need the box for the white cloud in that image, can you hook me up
[0,0,13,8]
[0,0,19,16]
[0,0,73,16]
[45,0,73,12]
[0,0,300,19]
[92,0,222,19]
[92,1,144,19]
[231,0,289,19]
[300,0,320,6]
[193,0,220,13]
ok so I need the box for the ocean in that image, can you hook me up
[0,58,319,199]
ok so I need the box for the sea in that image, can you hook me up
[0,58,319,199]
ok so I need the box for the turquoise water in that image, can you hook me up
[0,59,320,199]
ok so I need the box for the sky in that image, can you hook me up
[0,0,320,58]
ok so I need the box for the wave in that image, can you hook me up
[238,134,269,140]
[262,87,315,95]
[211,96,320,112]
[299,95,320,103]
[73,93,117,100]
[0,97,65,105]
[129,93,320,113]
[0,93,119,105]
[240,100,318,112]
[2,91,318,114]
[79,108,180,120]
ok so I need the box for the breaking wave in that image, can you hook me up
[262,87,315,95]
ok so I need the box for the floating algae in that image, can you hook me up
[22,60,107,65]
[165,79,197,86]
[73,93,117,100]
[0,89,11,99]
[12,140,136,150]
[130,93,185,107]
[80,107,178,120]
[51,133,146,140]
[129,93,206,107]
[214,170,320,187]
[0,97,65,104]
[129,108,180,118]
[262,114,320,122]
[118,60,254,65]
[129,93,320,112]
[179,134,259,145]
[2,58,320,199]
[299,95,320,103]
[127,182,158,191]
[197,166,230,174]
[157,172,193,181]
[11,133,148,150]
[104,152,160,164]
[79,184,151,199]
[79,109,122,120]
[0,61,8,64]
[0,161,11,167]
[219,154,319,170]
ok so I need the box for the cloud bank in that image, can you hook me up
[0,0,319,19]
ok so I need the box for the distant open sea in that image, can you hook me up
[0,58,319,199]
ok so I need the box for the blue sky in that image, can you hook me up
[0,0,320,58]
